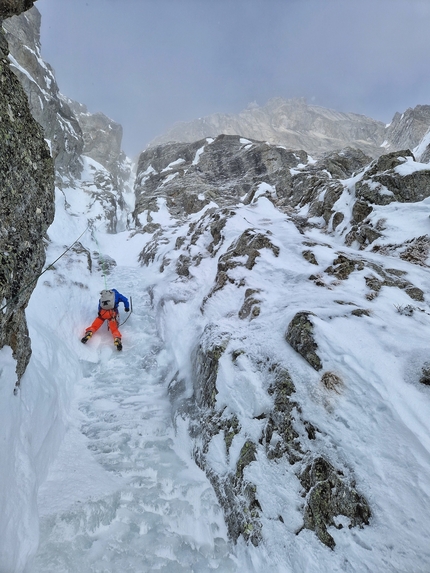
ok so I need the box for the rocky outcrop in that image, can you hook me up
[355,150,430,206]
[133,134,306,224]
[149,97,386,159]
[133,136,378,243]
[285,312,323,371]
[385,105,430,153]
[299,457,371,549]
[343,150,430,248]
[185,331,370,549]
[0,1,54,384]
[64,97,131,188]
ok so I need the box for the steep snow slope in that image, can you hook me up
[6,146,428,572]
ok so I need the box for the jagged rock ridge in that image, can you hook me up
[149,97,430,162]
[149,97,386,158]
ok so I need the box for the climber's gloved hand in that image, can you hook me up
[125,308,130,312]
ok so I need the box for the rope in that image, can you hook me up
[0,226,89,314]
[119,296,133,326]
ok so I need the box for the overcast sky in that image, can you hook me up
[36,0,430,157]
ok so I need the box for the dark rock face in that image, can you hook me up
[4,7,131,193]
[0,3,54,383]
[286,312,323,371]
[133,137,376,244]
[420,364,430,386]
[0,0,35,18]
[193,324,230,409]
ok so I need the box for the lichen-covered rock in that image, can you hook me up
[0,22,54,384]
[286,312,322,371]
[325,254,365,280]
[263,365,302,463]
[299,457,371,549]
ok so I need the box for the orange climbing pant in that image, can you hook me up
[86,309,121,340]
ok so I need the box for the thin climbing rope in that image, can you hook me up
[0,227,89,314]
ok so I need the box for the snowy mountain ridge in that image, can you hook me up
[1,4,430,573]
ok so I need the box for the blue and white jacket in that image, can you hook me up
[98,289,130,312]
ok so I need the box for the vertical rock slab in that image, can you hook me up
[0,6,54,384]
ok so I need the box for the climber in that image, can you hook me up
[81,288,130,351]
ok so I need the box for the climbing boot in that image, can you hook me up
[114,337,123,351]
[81,331,92,344]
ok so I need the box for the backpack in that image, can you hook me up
[99,289,116,310]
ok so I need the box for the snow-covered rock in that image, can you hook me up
[2,5,430,572]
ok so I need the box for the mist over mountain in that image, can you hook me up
[1,4,430,573]
[148,96,430,162]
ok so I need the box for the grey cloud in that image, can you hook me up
[36,0,430,155]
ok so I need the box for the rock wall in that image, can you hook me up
[3,6,84,183]
[136,130,430,552]
[0,1,54,384]
[385,105,430,153]
[3,7,132,192]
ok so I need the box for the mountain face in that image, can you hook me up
[2,5,430,573]
[149,97,387,158]
[3,7,83,182]
[3,6,132,195]
[132,135,430,553]
[384,104,430,153]
[0,0,54,386]
[149,97,430,161]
